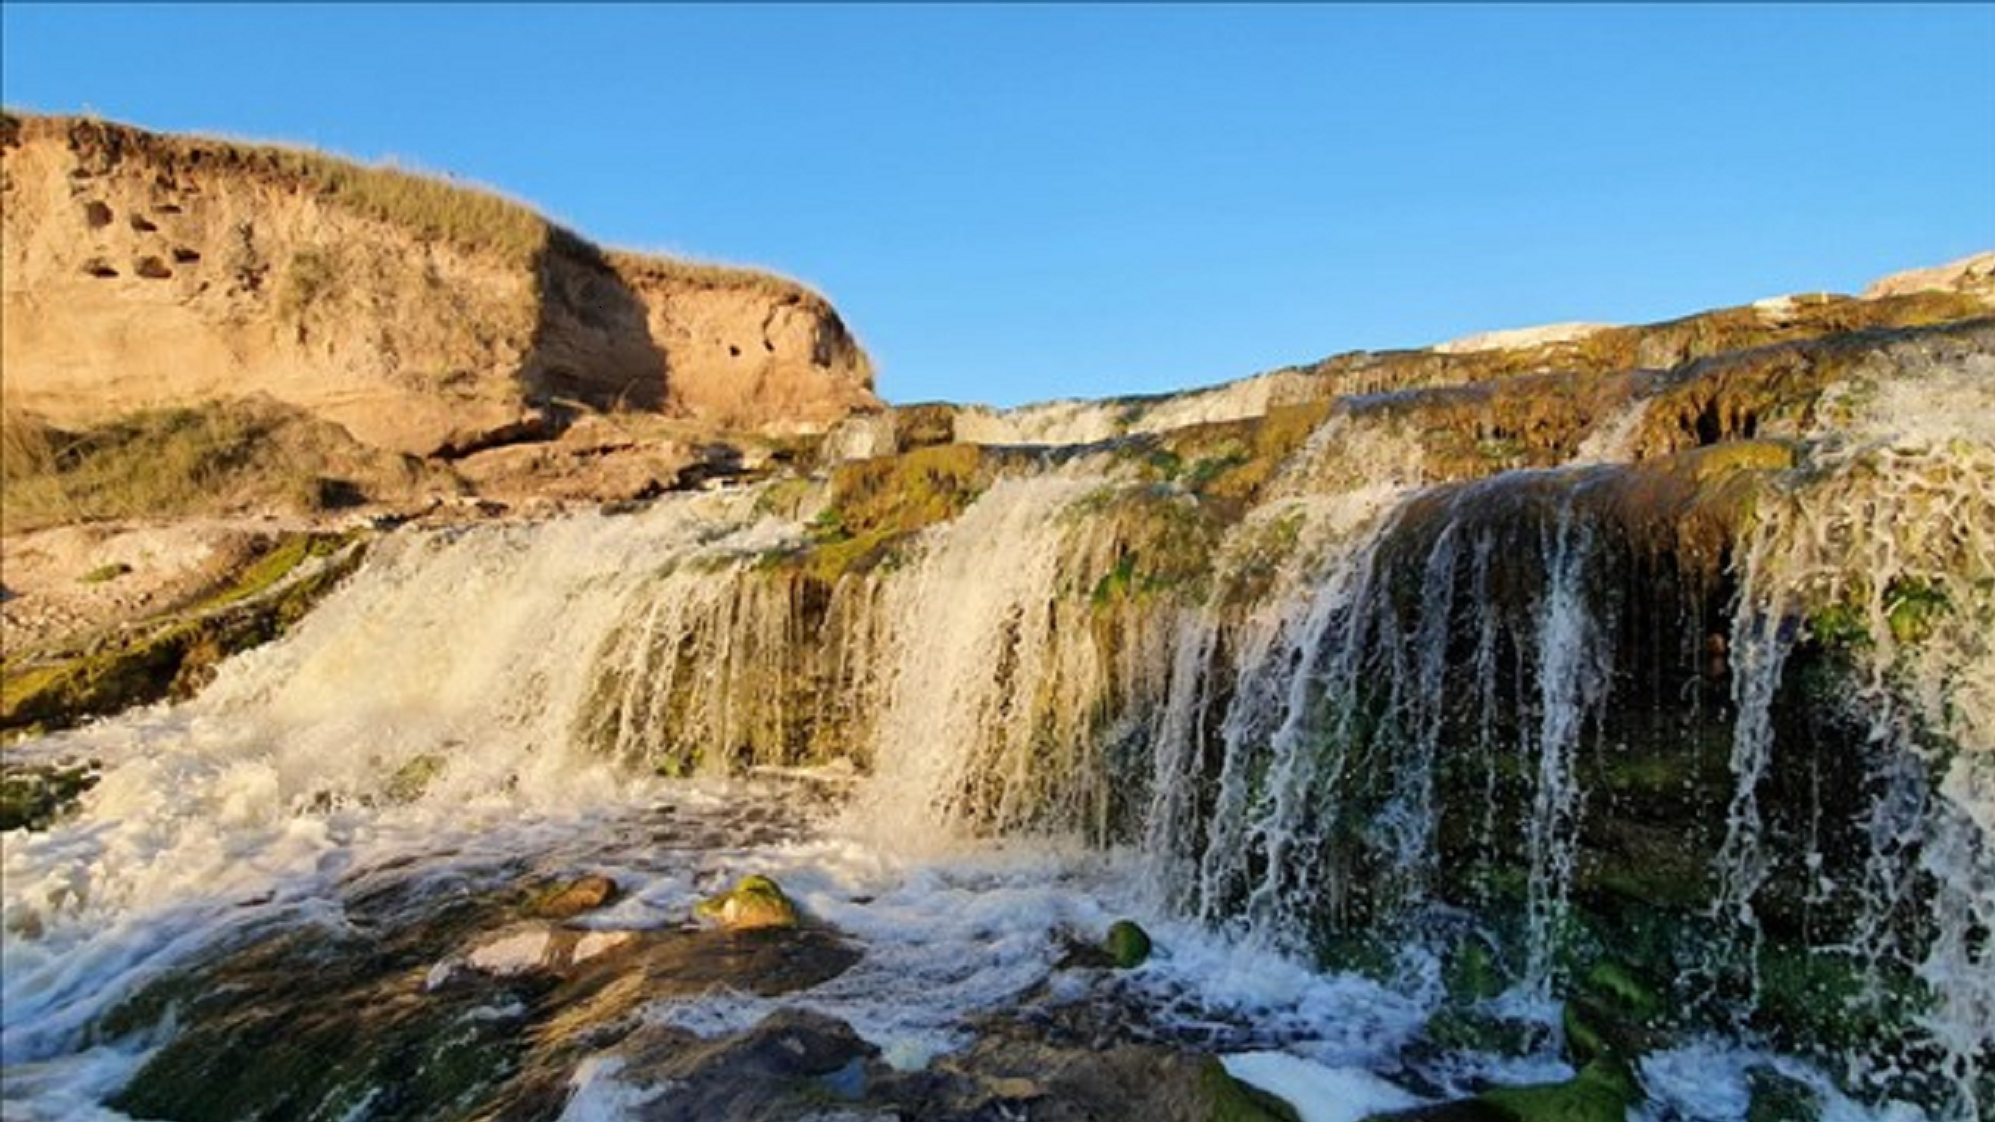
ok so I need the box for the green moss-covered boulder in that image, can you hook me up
[1104,919,1153,969]
[695,874,800,931]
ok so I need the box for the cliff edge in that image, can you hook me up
[0,113,879,457]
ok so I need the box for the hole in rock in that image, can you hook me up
[83,201,113,228]
[130,214,158,233]
[82,258,119,278]
[172,247,202,264]
[134,256,173,280]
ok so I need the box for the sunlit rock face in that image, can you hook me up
[1,113,879,459]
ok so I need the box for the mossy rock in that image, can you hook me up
[1103,919,1153,969]
[383,753,445,803]
[1559,957,1670,1070]
[526,874,620,920]
[78,561,133,584]
[1197,1057,1303,1122]
[1476,1059,1640,1122]
[1423,1007,1548,1058]
[0,759,100,832]
[695,874,801,931]
[1443,940,1507,1003]
[1751,943,1930,1056]
[1578,962,1663,1026]
[1746,1066,1822,1122]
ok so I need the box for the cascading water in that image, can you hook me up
[1707,351,1995,1112]
[3,323,1991,1121]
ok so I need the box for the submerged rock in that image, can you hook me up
[695,873,801,930]
[605,1008,880,1121]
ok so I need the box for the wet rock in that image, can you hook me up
[1563,960,1667,1069]
[1104,918,1153,969]
[1478,1059,1640,1122]
[0,758,99,831]
[695,873,801,930]
[1746,1066,1822,1122]
[612,1008,880,1121]
[1367,1059,1638,1122]
[527,873,621,919]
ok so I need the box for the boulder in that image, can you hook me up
[694,874,801,931]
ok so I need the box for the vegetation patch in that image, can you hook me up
[767,443,992,584]
[2,532,366,736]
[2,400,436,534]
[0,759,100,832]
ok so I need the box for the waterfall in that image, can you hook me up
[1715,386,1995,1109]
[5,321,1991,1120]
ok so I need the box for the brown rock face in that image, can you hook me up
[0,114,879,457]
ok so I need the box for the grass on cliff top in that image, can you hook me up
[16,112,818,301]
[1,399,439,534]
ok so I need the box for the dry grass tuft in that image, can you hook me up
[1,399,443,534]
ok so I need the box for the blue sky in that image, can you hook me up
[5,5,1992,408]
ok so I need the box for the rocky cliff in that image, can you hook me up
[0,113,878,458]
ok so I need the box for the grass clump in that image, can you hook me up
[232,142,557,264]
[1,400,432,534]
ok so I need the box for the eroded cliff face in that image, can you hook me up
[0,114,877,457]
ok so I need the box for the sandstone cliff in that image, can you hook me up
[0,113,878,457]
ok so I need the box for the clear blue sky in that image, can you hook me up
[6,5,1992,408]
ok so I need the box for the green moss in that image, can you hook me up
[1806,602,1871,651]
[1691,439,1798,480]
[1478,1059,1640,1122]
[1746,1067,1822,1122]
[384,754,444,803]
[1753,943,1930,1056]
[1,534,366,735]
[0,760,100,831]
[1092,553,1141,607]
[772,444,990,584]
[78,562,132,584]
[1103,919,1153,968]
[1424,1008,1546,1057]
[1580,962,1663,1025]
[1444,940,1507,1002]
[696,874,801,930]
[1883,577,1948,645]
